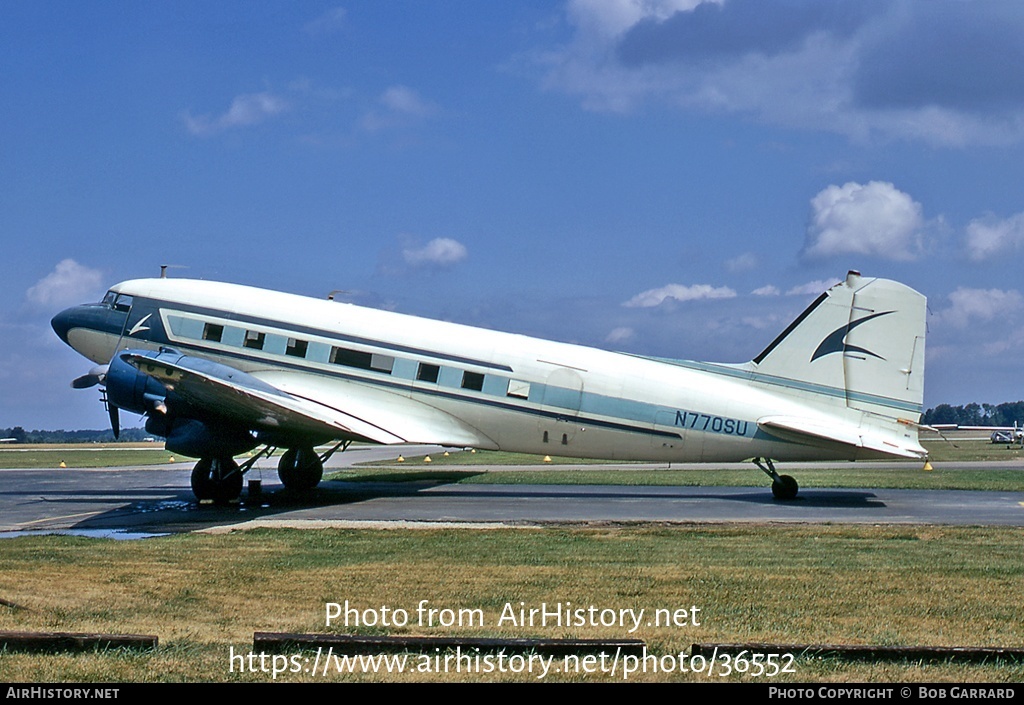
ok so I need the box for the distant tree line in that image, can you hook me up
[921,401,1024,427]
[0,427,150,443]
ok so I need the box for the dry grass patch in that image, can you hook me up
[1,525,1023,682]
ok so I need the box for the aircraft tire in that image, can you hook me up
[771,474,799,501]
[278,447,324,491]
[191,456,243,503]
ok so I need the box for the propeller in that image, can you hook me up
[108,402,120,440]
[70,363,120,439]
[71,364,109,389]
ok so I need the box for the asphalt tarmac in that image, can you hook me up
[2,446,1023,536]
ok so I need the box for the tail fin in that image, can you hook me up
[750,271,926,422]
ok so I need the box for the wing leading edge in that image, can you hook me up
[121,350,497,449]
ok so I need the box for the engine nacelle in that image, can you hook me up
[104,349,168,416]
[109,348,259,459]
[161,417,257,459]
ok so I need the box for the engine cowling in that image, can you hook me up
[107,348,258,459]
[104,349,168,416]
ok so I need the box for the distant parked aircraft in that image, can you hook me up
[991,423,1024,446]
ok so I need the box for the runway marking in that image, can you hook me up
[19,510,105,527]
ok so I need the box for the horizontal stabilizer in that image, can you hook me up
[758,415,926,460]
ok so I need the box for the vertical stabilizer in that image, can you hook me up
[750,271,926,422]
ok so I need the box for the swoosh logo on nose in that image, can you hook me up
[128,314,152,336]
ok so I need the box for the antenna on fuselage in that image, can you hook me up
[159,264,188,279]
[327,290,351,301]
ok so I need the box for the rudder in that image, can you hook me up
[750,271,926,422]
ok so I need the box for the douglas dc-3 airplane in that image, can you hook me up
[51,269,927,502]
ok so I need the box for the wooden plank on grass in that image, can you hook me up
[0,630,157,652]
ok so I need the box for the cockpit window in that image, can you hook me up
[101,291,133,311]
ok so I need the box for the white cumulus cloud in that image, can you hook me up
[935,287,1023,329]
[623,283,736,308]
[786,279,840,296]
[304,7,347,36]
[402,238,468,268]
[545,1,1024,146]
[802,181,925,261]
[605,326,636,344]
[25,259,104,308]
[965,212,1024,262]
[381,86,434,116]
[183,92,289,136]
[567,0,708,39]
[361,86,437,132]
[724,252,758,273]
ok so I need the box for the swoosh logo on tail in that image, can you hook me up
[811,311,893,362]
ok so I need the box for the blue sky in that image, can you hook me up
[4,0,1024,430]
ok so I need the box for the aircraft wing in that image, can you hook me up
[123,352,496,449]
[757,415,926,459]
[253,369,498,450]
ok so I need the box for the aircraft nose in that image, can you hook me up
[51,307,77,345]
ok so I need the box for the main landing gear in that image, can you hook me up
[277,440,351,490]
[277,447,324,491]
[754,457,799,500]
[189,441,351,502]
[191,447,274,503]
[191,456,244,503]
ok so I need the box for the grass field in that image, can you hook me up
[1,439,1022,683]
[1,525,1023,683]
[0,443,174,468]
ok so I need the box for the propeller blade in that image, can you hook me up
[108,404,120,440]
[71,365,109,389]
[72,374,100,389]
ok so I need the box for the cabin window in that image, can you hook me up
[506,380,531,399]
[244,330,265,350]
[331,346,394,373]
[202,323,224,342]
[417,363,440,383]
[461,371,485,392]
[369,353,394,373]
[331,347,370,368]
[286,338,308,358]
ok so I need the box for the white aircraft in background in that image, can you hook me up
[990,423,1024,446]
[51,269,927,502]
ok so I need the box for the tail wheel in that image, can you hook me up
[278,447,324,491]
[191,456,243,503]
